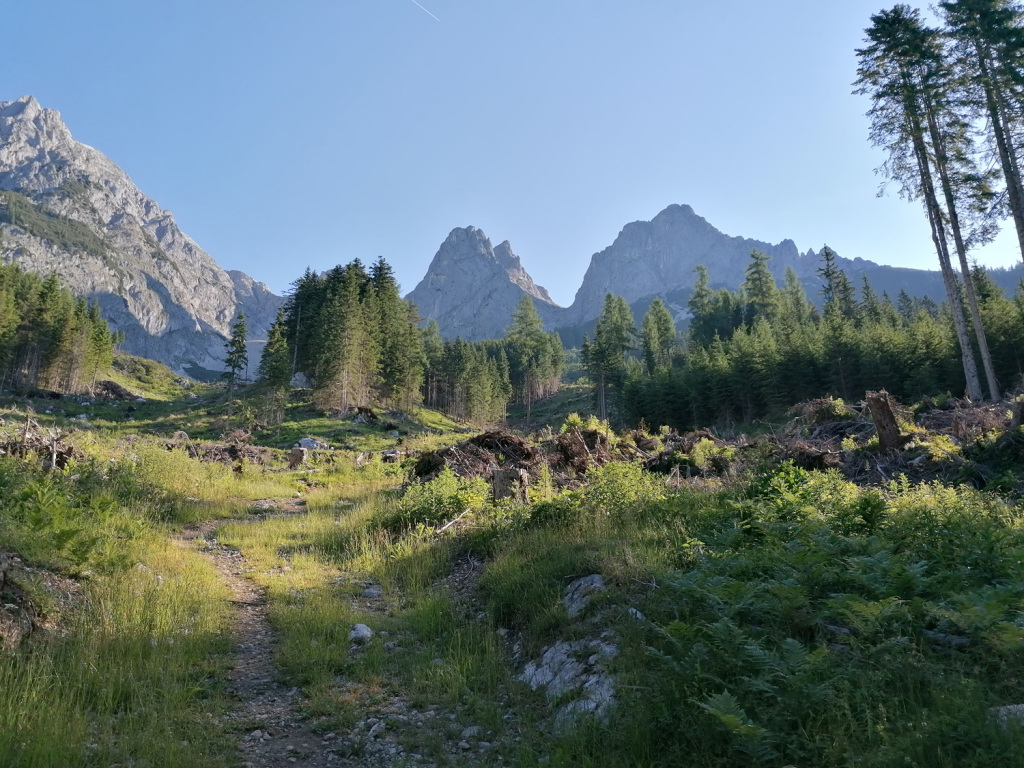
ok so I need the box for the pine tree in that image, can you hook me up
[742,250,781,325]
[817,246,858,320]
[582,293,635,423]
[254,308,291,424]
[223,312,248,428]
[941,0,1024,264]
[855,5,985,400]
[640,297,677,373]
[505,296,551,426]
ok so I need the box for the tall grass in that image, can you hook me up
[0,540,235,767]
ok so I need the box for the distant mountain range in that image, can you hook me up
[2,95,1022,373]
[406,203,1024,342]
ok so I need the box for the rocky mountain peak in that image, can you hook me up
[493,239,555,305]
[405,226,559,341]
[0,95,283,375]
[562,204,814,325]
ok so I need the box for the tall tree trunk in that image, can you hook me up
[908,105,984,400]
[924,104,1000,399]
[974,40,1024,264]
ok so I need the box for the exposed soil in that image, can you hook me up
[177,512,337,768]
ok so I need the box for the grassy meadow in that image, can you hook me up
[2,361,1024,766]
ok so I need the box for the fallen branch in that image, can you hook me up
[437,508,472,533]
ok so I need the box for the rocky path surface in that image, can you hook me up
[178,517,339,768]
[176,505,515,768]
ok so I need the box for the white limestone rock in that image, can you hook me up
[563,574,606,618]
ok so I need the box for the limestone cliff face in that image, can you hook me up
[405,227,562,341]
[0,95,283,375]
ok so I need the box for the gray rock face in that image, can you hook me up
[519,638,618,724]
[405,226,562,341]
[0,95,283,375]
[561,204,823,326]
[563,574,606,618]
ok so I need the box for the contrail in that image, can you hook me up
[409,0,440,21]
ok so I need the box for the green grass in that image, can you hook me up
[107,351,191,401]
[8,378,1024,767]
[214,448,1024,766]
[0,459,237,768]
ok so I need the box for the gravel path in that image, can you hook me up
[178,516,339,768]
[176,504,519,767]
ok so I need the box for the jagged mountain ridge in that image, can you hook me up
[405,227,562,341]
[0,95,283,376]
[409,203,1024,342]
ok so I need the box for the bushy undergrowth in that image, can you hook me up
[373,466,489,533]
[478,462,1024,766]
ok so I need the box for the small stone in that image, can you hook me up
[458,741,471,750]
[368,722,387,738]
[627,607,646,622]
[431,658,444,665]
[349,624,373,643]
[563,574,606,618]
[384,642,396,650]
[249,729,262,739]
[362,585,383,598]
[479,741,491,749]
[461,726,483,739]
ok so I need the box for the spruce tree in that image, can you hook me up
[640,297,677,373]
[223,312,248,429]
[940,0,1024,264]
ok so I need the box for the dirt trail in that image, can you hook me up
[176,502,510,767]
[178,510,340,768]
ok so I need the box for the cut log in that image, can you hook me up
[866,390,904,453]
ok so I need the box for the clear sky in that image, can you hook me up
[5,0,1021,305]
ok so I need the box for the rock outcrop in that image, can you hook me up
[0,95,283,375]
[405,226,562,341]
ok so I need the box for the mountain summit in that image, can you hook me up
[561,204,823,325]
[405,226,560,340]
[0,95,282,375]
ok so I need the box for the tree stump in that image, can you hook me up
[1012,400,1023,430]
[287,446,308,470]
[866,390,904,453]
[492,468,530,503]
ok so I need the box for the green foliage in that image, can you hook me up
[582,293,636,422]
[222,311,248,385]
[377,467,489,533]
[624,247,1024,431]
[559,411,610,435]
[0,264,116,393]
[504,296,564,423]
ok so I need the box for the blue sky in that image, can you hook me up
[5,0,1020,305]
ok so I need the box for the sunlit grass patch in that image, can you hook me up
[0,534,235,768]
